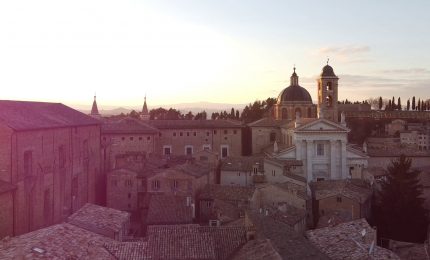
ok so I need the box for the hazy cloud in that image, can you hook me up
[318,45,370,55]
[380,68,430,75]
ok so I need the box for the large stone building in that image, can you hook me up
[0,101,101,238]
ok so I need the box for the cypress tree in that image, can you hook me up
[378,96,383,110]
[375,155,429,242]
[412,96,416,110]
[397,97,401,110]
[407,99,410,111]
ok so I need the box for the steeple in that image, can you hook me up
[91,95,100,116]
[141,95,150,120]
[142,95,148,114]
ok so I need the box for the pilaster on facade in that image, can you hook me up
[329,140,337,179]
[340,140,347,178]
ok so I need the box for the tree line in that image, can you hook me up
[368,96,430,111]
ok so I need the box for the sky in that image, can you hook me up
[0,0,429,110]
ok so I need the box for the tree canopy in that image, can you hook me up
[375,155,429,243]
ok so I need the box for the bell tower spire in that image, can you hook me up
[317,62,339,122]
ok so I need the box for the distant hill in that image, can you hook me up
[75,102,247,116]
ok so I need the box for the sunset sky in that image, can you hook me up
[0,1,429,110]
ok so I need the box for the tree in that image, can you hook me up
[397,97,401,110]
[407,99,410,111]
[195,111,207,120]
[418,99,421,111]
[378,96,383,110]
[184,111,194,120]
[392,96,395,109]
[375,155,428,242]
[412,96,416,110]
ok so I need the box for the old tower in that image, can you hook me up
[317,63,339,122]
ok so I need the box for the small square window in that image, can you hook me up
[224,130,227,134]
[147,136,151,141]
[139,137,143,141]
[233,130,237,134]
[180,132,183,136]
[336,197,342,203]
[206,132,210,136]
[194,132,197,136]
[122,137,125,141]
[173,132,176,137]
[130,137,134,141]
[187,132,190,137]
[213,130,217,135]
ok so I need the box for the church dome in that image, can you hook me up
[277,68,313,103]
[321,64,337,77]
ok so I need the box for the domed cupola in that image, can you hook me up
[277,67,313,104]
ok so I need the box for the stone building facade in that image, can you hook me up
[147,120,243,158]
[0,101,101,238]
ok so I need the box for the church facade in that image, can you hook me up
[251,64,369,189]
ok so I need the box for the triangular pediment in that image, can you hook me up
[273,145,297,159]
[346,146,369,159]
[295,118,349,132]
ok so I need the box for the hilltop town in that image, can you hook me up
[0,64,429,259]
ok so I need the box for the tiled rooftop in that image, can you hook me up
[104,242,148,260]
[147,119,243,129]
[247,117,290,127]
[311,179,372,203]
[220,156,264,172]
[0,100,100,130]
[273,181,309,200]
[145,225,247,260]
[102,117,159,134]
[199,184,255,202]
[0,223,115,259]
[264,157,303,167]
[232,239,282,260]
[247,210,329,259]
[268,204,307,227]
[145,195,193,225]
[67,203,130,236]
[306,218,400,260]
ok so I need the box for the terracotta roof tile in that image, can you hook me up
[306,219,400,260]
[146,195,193,225]
[0,223,115,259]
[67,203,130,238]
[0,100,100,130]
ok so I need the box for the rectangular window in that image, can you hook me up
[58,145,66,169]
[336,197,342,203]
[163,146,172,155]
[173,132,176,137]
[152,180,160,190]
[203,145,211,151]
[194,132,197,136]
[221,145,229,158]
[253,166,258,175]
[125,180,133,187]
[24,151,33,176]
[147,136,151,141]
[224,130,228,134]
[233,130,237,134]
[139,137,143,141]
[187,132,190,137]
[272,170,275,176]
[128,193,131,199]
[173,180,179,189]
[317,143,324,156]
[185,146,193,155]
[130,137,134,141]
[180,132,183,136]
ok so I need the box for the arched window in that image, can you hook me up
[326,96,333,107]
[326,82,332,91]
[294,108,301,119]
[282,108,288,119]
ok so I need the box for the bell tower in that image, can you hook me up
[317,61,339,122]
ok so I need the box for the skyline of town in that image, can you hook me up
[0,1,429,108]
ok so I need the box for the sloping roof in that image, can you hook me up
[247,210,329,259]
[146,195,193,225]
[248,117,290,127]
[0,223,115,259]
[273,181,309,200]
[102,117,159,134]
[147,119,244,129]
[267,204,307,227]
[221,156,264,172]
[198,226,247,260]
[67,203,130,237]
[0,180,17,194]
[293,118,349,132]
[306,219,400,260]
[232,239,282,260]
[199,184,255,202]
[104,242,148,260]
[264,157,303,167]
[311,179,372,203]
[0,100,100,130]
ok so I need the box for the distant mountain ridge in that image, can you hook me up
[76,102,247,116]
